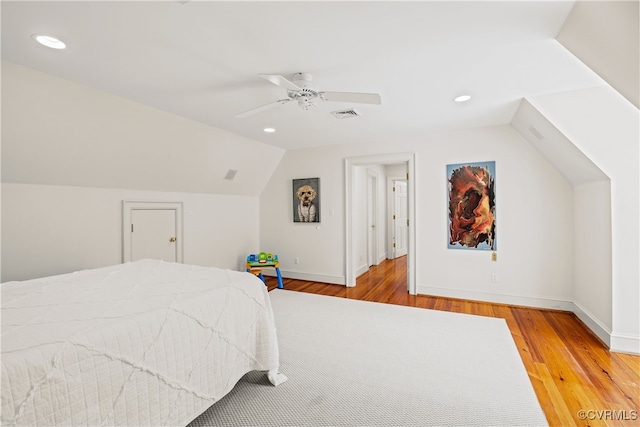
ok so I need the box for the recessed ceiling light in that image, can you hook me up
[454,95,472,103]
[33,34,66,50]
[263,127,276,133]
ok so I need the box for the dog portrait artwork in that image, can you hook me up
[297,185,317,222]
[292,178,320,223]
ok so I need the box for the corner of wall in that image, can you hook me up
[571,300,612,348]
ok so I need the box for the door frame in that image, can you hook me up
[122,201,184,263]
[345,153,416,294]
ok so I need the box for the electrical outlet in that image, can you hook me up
[491,273,498,283]
[491,252,497,262]
[294,257,300,265]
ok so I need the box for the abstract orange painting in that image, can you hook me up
[447,161,496,250]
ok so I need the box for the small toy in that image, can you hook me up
[246,252,284,289]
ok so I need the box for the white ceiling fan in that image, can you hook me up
[234,73,382,118]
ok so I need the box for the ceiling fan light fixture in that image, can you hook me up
[263,127,276,133]
[298,98,314,110]
[33,34,66,49]
[454,94,472,103]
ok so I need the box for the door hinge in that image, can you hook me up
[131,224,134,232]
[393,187,395,192]
[393,214,396,220]
[406,172,409,180]
[407,219,410,226]
[393,243,396,248]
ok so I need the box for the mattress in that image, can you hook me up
[1,259,283,426]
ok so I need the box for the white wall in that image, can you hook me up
[260,125,575,309]
[259,144,347,284]
[528,86,639,354]
[573,180,612,345]
[2,183,259,282]
[1,61,282,283]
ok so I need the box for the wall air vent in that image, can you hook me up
[528,125,544,140]
[331,109,361,119]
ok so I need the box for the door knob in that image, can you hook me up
[169,237,176,243]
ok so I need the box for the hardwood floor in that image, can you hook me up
[265,256,639,426]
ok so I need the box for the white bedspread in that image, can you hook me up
[1,259,283,426]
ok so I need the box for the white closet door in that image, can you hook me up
[130,209,177,262]
[394,180,408,258]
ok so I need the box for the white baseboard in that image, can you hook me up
[417,285,640,355]
[262,269,345,286]
[610,333,640,355]
[416,285,575,311]
[355,264,369,278]
[571,301,612,348]
[260,275,640,354]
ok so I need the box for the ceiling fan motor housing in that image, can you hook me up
[292,72,313,88]
[289,73,318,109]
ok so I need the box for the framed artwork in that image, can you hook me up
[447,161,496,250]
[292,177,320,223]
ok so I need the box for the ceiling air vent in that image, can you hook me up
[331,109,361,119]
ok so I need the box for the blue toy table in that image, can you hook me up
[246,258,284,289]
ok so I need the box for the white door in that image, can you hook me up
[393,180,408,258]
[131,209,177,262]
[367,174,378,267]
[122,201,183,263]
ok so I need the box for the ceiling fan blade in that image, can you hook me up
[320,91,382,105]
[259,74,302,91]
[234,99,292,118]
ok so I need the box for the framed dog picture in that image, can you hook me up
[292,178,320,223]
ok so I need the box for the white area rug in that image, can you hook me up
[189,290,548,426]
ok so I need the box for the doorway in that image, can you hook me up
[122,201,183,263]
[345,153,416,294]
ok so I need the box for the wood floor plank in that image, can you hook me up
[264,257,640,426]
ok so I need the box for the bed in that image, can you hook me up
[1,259,285,426]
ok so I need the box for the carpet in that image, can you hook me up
[189,290,548,426]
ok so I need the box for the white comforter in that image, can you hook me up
[1,259,283,426]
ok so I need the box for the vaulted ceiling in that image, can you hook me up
[3,1,634,152]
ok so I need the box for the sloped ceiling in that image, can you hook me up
[512,1,638,186]
[511,99,609,185]
[2,1,637,196]
[2,62,284,196]
[1,1,606,151]
[557,0,639,109]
